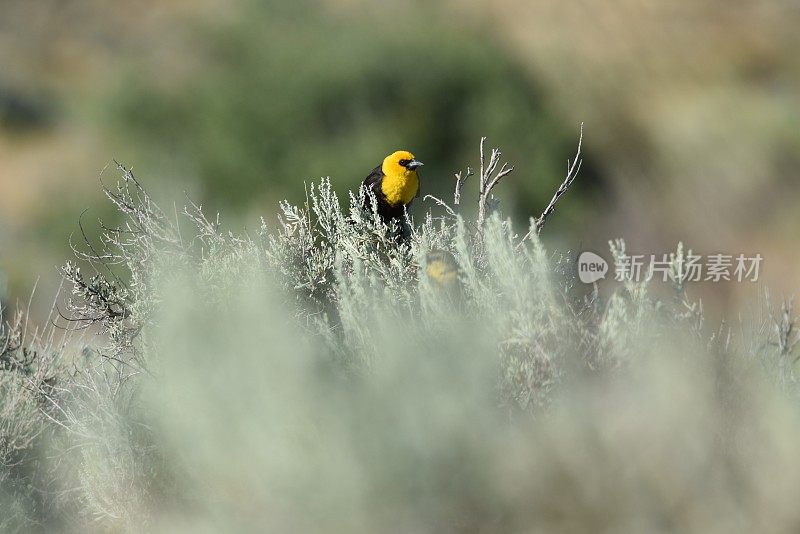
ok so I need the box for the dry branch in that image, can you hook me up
[476,137,515,228]
[534,123,583,234]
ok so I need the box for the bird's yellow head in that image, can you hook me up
[380,150,423,207]
[382,150,424,178]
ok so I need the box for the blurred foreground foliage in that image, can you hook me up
[2,141,799,532]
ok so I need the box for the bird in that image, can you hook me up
[361,150,424,223]
[425,249,460,293]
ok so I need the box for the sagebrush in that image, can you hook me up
[1,136,799,533]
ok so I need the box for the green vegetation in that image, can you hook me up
[1,140,799,532]
[106,2,574,216]
[0,1,589,316]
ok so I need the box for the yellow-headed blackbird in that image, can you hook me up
[425,250,460,292]
[362,150,423,222]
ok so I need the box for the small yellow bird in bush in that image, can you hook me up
[361,150,423,222]
[425,250,460,292]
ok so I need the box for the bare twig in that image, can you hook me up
[516,124,584,248]
[420,166,472,220]
[453,166,474,211]
[422,195,457,217]
[476,138,515,229]
[533,123,583,234]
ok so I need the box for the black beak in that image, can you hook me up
[407,159,424,170]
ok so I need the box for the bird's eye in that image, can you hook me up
[399,159,410,167]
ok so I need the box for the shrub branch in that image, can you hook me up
[534,123,583,234]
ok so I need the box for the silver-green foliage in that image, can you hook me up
[2,139,799,532]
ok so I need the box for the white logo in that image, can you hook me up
[578,251,609,284]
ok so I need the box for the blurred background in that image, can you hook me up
[1,0,798,320]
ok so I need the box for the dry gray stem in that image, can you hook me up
[453,166,474,211]
[534,123,583,234]
[476,137,515,228]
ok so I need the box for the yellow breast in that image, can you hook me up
[426,261,458,287]
[380,170,419,207]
